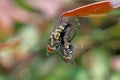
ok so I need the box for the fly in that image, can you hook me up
[46,0,120,64]
[47,17,79,64]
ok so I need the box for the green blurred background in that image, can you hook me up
[0,0,120,80]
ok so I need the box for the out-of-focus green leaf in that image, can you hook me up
[75,68,89,80]
[110,73,120,80]
[18,24,40,51]
[91,29,108,41]
[88,47,111,80]
[14,0,40,13]
[109,9,120,16]
[0,75,7,80]
[106,23,120,39]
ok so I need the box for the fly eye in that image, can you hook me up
[47,45,54,53]
[63,56,71,62]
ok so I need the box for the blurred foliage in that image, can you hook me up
[0,0,119,80]
[14,0,40,13]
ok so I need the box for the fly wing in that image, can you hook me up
[62,1,113,17]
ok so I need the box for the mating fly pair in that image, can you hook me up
[47,17,79,63]
[47,0,120,63]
